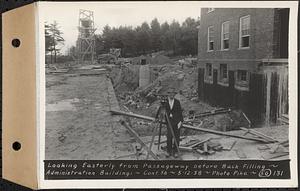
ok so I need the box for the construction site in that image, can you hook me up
[45,9,289,161]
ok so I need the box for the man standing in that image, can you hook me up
[164,87,183,158]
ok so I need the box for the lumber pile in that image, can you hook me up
[179,138,227,155]
[240,127,289,160]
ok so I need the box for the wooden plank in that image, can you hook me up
[240,127,277,142]
[194,108,231,118]
[203,142,208,153]
[190,138,211,148]
[181,139,200,147]
[242,112,251,127]
[227,140,237,151]
[179,146,194,152]
[248,128,278,142]
[261,151,289,160]
[111,110,274,143]
[120,120,159,160]
[196,149,205,154]
[258,145,271,150]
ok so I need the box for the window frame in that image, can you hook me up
[219,64,228,80]
[218,64,229,86]
[239,15,250,49]
[206,63,213,77]
[207,26,214,52]
[235,69,250,91]
[204,63,213,84]
[221,21,230,50]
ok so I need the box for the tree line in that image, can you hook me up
[45,17,199,64]
[96,17,199,57]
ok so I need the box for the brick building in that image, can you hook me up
[197,8,289,126]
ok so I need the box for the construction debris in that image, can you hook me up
[194,108,231,118]
[110,110,276,143]
[261,151,289,160]
[240,127,278,143]
[119,120,159,160]
[278,114,289,124]
[222,140,237,151]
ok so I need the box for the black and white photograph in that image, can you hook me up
[38,1,298,188]
[44,2,290,161]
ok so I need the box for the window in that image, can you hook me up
[207,26,214,51]
[206,63,212,77]
[221,21,230,50]
[220,64,228,80]
[237,70,247,82]
[239,15,250,48]
[205,63,213,84]
[235,70,250,91]
[207,8,215,13]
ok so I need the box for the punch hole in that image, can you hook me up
[12,39,21,48]
[12,141,21,151]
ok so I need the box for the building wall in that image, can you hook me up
[198,8,277,72]
[196,8,288,126]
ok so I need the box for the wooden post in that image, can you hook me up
[265,72,271,126]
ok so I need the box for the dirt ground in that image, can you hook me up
[45,63,289,161]
[46,73,134,160]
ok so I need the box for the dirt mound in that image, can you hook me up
[151,55,175,65]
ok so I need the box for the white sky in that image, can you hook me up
[39,1,202,54]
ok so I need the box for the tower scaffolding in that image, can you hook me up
[77,9,96,63]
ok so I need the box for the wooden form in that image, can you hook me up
[110,110,275,143]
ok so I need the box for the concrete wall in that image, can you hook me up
[139,65,151,87]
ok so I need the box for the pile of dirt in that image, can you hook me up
[137,69,185,96]
[151,55,175,65]
[109,55,248,137]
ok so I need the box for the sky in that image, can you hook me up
[40,2,202,54]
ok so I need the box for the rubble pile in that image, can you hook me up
[108,55,248,136]
[151,54,175,65]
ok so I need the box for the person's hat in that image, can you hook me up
[167,87,177,94]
